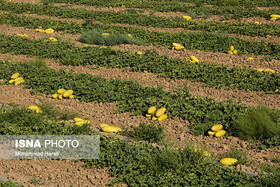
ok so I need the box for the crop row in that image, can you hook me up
[183,0,280,7]
[41,0,280,18]
[0,60,247,131]
[2,105,275,186]
[1,59,280,149]
[1,34,280,92]
[1,12,280,60]
[1,1,280,37]
[1,59,279,145]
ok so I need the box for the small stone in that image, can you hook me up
[179,133,185,141]
[244,171,258,177]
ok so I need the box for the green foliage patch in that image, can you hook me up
[0,104,94,135]
[230,105,280,148]
[231,105,280,140]
[0,180,21,187]
[83,136,269,186]
[259,163,280,175]
[121,122,164,143]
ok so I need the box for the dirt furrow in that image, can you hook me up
[0,159,124,187]
[1,23,280,74]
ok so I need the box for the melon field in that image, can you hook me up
[0,0,280,186]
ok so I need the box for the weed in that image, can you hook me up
[125,9,144,14]
[231,105,280,140]
[29,58,48,69]
[259,164,280,174]
[271,156,280,163]
[220,147,251,166]
[121,122,164,143]
[191,122,212,136]
[37,101,77,121]
[29,175,45,185]
[4,168,9,173]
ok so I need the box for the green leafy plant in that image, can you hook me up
[121,122,164,143]
[29,57,48,69]
[271,156,280,163]
[259,163,280,175]
[0,180,21,187]
[231,105,280,140]
[36,101,77,121]
[0,104,94,135]
[84,136,258,186]
[191,122,214,136]
[29,175,45,185]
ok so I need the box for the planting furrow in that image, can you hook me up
[0,61,248,126]
[1,1,280,38]
[0,159,120,186]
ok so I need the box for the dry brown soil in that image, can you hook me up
[0,159,126,187]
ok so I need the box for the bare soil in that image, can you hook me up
[0,159,126,187]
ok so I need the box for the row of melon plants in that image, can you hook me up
[1,34,280,93]
[1,104,278,186]
[183,0,280,7]
[1,59,279,148]
[1,12,280,59]
[41,0,280,19]
[1,1,280,37]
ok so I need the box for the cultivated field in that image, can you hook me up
[0,0,279,186]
